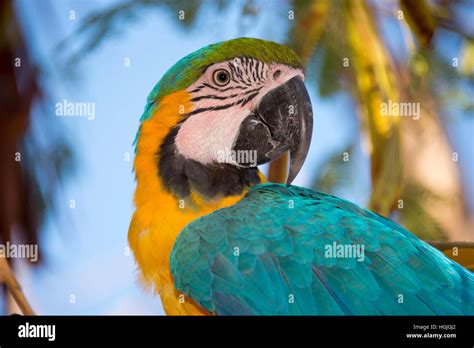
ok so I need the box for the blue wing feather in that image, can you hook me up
[170,183,474,315]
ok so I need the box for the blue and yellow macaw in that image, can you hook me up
[128,38,473,315]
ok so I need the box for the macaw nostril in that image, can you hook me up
[273,70,282,80]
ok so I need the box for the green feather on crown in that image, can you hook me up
[141,37,302,122]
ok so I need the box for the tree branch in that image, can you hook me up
[0,257,35,315]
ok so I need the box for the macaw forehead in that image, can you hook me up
[145,38,302,111]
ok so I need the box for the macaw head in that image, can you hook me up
[136,38,313,200]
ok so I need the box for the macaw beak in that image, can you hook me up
[233,76,313,184]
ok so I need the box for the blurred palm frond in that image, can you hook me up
[57,0,236,70]
[397,182,446,241]
[312,145,354,194]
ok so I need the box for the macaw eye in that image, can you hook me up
[213,69,230,86]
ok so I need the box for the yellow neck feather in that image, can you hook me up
[129,90,256,314]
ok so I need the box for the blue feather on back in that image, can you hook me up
[170,183,474,315]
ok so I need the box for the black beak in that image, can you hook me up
[232,76,313,184]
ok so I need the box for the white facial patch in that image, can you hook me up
[175,107,252,166]
[174,58,304,166]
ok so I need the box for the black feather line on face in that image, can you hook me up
[228,62,238,79]
[191,93,237,102]
[252,68,258,82]
[185,102,236,117]
[255,60,261,80]
[238,91,259,106]
[189,86,204,93]
[158,126,261,200]
[190,86,263,102]
[202,83,245,92]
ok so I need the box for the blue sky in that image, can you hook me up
[12,0,472,314]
